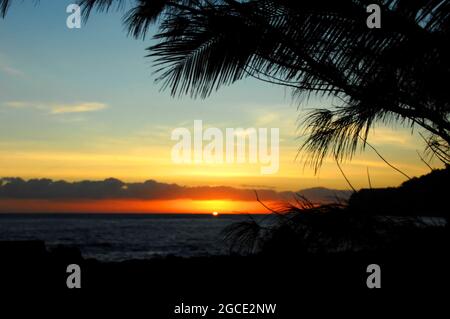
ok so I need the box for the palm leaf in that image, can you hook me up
[2,0,449,168]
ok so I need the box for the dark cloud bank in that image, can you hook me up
[0,178,352,203]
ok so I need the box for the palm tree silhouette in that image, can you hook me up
[2,0,449,168]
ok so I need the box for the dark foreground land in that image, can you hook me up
[1,169,449,316]
[0,237,448,317]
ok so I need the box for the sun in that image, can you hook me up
[212,211,219,217]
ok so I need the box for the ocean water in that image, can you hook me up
[0,213,255,261]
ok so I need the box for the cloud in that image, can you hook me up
[0,177,351,203]
[1,65,24,77]
[3,101,108,114]
[0,52,25,77]
[368,127,414,147]
[255,112,280,126]
[4,101,30,108]
[50,102,108,114]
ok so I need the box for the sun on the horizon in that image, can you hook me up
[212,211,219,217]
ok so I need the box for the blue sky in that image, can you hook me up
[0,0,437,191]
[0,0,289,127]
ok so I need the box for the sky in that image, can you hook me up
[0,1,441,213]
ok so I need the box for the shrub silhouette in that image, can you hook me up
[223,167,449,255]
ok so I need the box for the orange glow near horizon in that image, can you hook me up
[0,199,276,214]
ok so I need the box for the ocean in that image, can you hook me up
[0,213,256,261]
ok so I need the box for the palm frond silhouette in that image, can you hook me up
[2,0,449,168]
